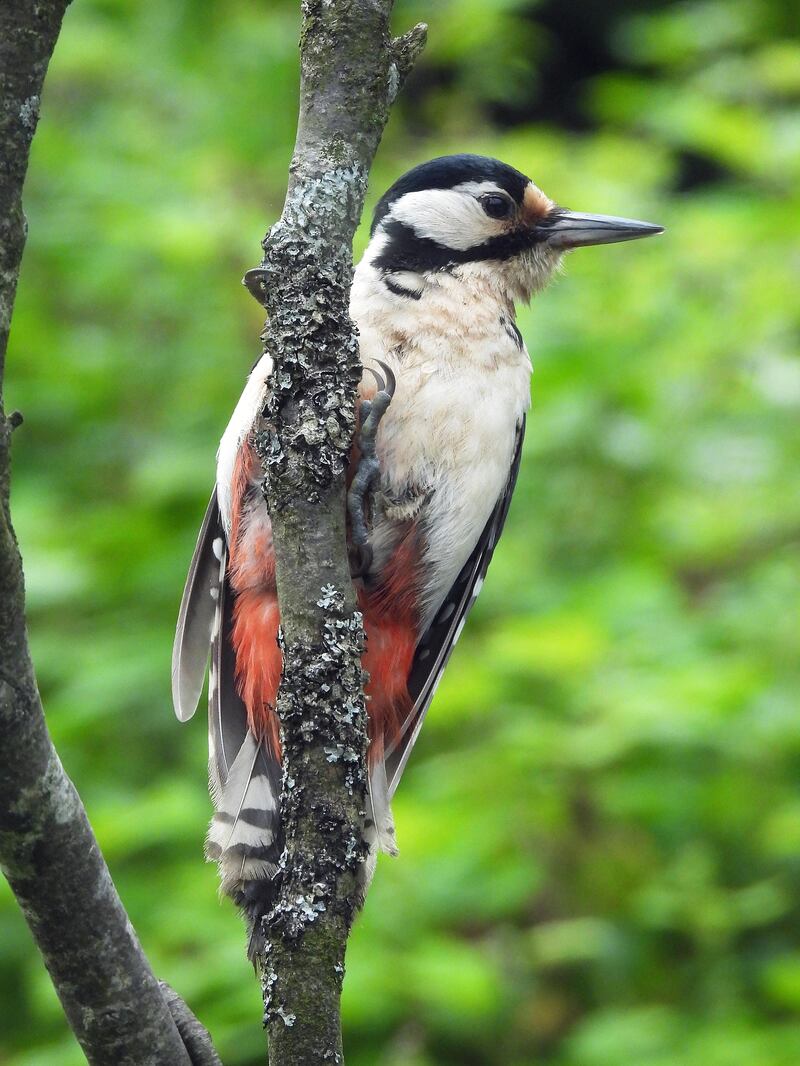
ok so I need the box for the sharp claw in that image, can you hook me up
[243,268,268,307]
[372,359,396,399]
[364,365,386,395]
[363,360,395,399]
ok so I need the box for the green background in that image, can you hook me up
[2,0,800,1062]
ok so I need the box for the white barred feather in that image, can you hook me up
[206,733,279,894]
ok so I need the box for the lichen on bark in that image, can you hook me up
[247,2,426,1063]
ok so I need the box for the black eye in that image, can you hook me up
[480,194,513,219]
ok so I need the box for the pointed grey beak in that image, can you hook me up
[543,210,664,249]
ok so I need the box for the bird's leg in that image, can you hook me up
[348,360,396,579]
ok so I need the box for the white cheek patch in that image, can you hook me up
[389,188,503,251]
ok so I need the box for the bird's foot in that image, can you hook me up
[348,360,396,579]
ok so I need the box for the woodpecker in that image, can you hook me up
[172,154,662,949]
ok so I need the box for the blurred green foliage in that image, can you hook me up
[1,0,799,1063]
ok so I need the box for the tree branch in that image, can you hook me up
[0,3,220,1062]
[249,1,425,1062]
[160,983,224,1066]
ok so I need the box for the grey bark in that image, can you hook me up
[160,983,224,1066]
[0,3,219,1063]
[248,2,425,1064]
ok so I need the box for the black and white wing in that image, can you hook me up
[171,491,225,723]
[171,490,255,797]
[384,417,526,796]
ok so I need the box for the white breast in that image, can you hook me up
[351,257,532,628]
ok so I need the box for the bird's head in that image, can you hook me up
[366,154,663,302]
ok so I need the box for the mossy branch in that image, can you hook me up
[248,1,425,1063]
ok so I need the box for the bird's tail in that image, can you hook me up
[206,733,398,959]
[205,733,283,957]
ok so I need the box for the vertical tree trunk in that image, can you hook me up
[0,4,218,1063]
[249,3,425,1063]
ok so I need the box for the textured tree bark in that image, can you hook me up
[248,2,425,1063]
[0,3,220,1064]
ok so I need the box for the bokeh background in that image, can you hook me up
[2,0,800,1063]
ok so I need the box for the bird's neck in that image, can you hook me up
[352,226,561,325]
[350,252,534,383]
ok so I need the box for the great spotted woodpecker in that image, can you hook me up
[172,154,662,948]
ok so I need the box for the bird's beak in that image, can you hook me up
[542,210,664,249]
